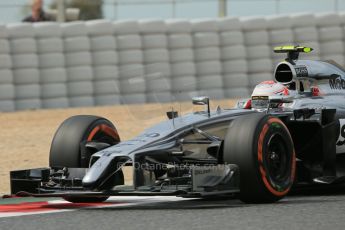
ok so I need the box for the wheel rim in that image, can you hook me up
[265,133,290,184]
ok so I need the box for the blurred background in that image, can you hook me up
[1,0,345,112]
[1,0,345,22]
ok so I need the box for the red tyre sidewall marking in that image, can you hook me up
[87,125,120,142]
[87,126,101,141]
[257,117,296,197]
[99,124,120,141]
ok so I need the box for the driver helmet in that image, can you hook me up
[237,81,294,110]
[251,80,295,109]
[252,80,290,97]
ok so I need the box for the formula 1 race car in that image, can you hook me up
[10,46,345,203]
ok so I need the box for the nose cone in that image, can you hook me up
[82,156,113,189]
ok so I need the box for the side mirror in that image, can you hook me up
[192,96,210,117]
[167,111,178,119]
[192,96,209,105]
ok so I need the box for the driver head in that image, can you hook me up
[251,80,295,110]
[252,80,290,97]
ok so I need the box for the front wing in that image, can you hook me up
[10,164,240,199]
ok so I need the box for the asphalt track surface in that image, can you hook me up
[1,190,345,230]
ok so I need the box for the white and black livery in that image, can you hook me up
[10,46,345,203]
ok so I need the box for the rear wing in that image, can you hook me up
[274,45,313,63]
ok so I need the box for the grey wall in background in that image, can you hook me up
[0,12,344,111]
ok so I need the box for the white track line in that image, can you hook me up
[0,196,190,218]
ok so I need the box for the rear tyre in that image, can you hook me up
[49,115,123,203]
[224,113,295,203]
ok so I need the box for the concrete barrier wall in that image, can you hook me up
[1,12,345,111]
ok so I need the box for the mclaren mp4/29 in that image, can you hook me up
[10,46,345,203]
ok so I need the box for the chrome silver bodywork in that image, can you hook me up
[10,52,345,198]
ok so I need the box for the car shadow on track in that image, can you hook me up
[88,198,247,211]
[83,193,342,211]
[49,185,345,211]
[290,184,345,196]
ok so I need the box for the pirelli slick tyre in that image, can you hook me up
[50,115,120,168]
[224,113,295,203]
[49,115,123,203]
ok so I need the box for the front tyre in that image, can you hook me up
[49,115,123,203]
[224,113,295,203]
[49,115,120,168]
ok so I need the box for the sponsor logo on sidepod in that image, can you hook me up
[295,66,308,78]
[329,76,345,90]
